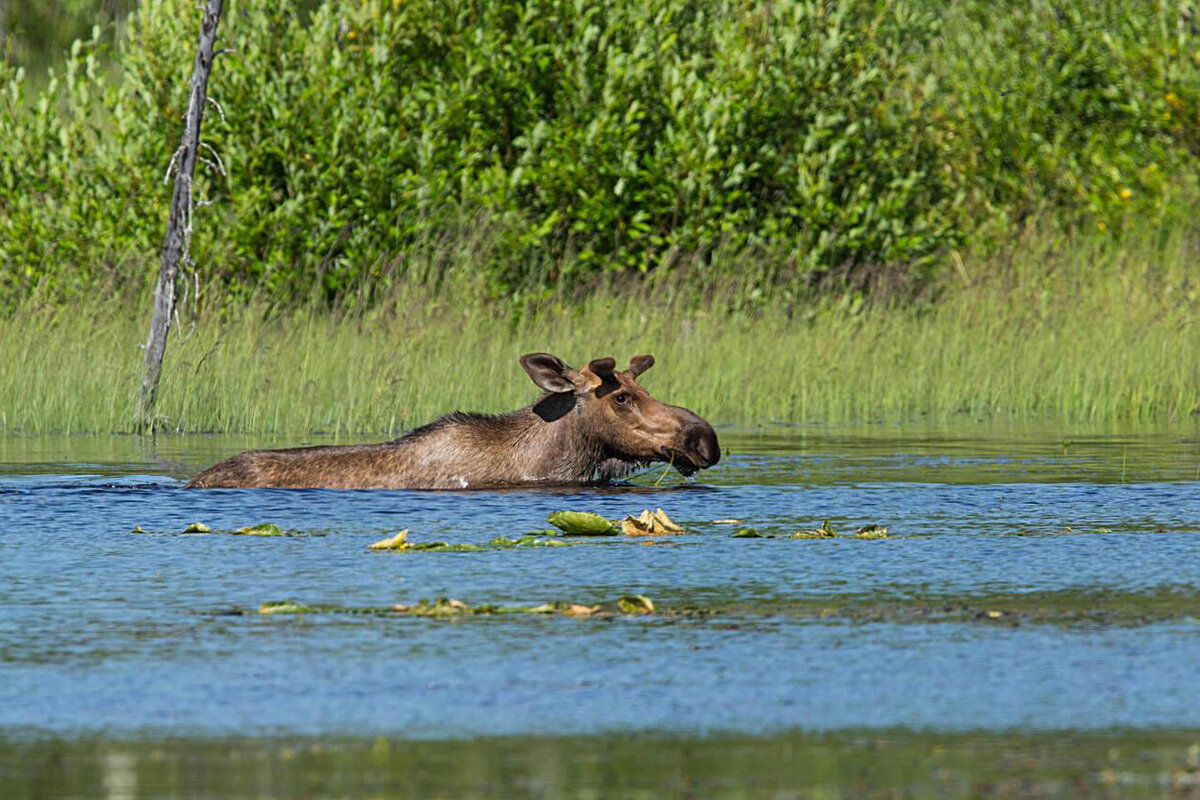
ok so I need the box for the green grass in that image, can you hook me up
[1,225,1197,435]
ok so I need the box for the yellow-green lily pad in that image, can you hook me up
[236,522,286,536]
[732,528,767,538]
[181,522,211,534]
[547,510,618,536]
[617,594,655,614]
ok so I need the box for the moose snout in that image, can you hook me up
[679,414,720,468]
[687,424,721,467]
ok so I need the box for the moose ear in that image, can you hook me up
[520,353,578,394]
[586,357,617,377]
[627,354,655,377]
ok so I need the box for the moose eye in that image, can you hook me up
[614,393,629,405]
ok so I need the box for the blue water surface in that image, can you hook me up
[1,425,1198,738]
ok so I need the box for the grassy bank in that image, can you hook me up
[1,225,1196,435]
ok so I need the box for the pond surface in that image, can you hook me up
[2,424,1199,797]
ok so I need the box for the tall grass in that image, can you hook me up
[2,225,1196,435]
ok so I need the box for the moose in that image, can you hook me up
[186,353,720,489]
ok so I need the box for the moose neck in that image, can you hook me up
[513,396,611,483]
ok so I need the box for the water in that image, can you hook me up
[2,424,1200,796]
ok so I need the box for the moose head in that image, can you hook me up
[520,352,721,478]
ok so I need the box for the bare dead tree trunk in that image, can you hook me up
[134,0,224,433]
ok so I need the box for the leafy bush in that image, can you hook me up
[0,0,1197,309]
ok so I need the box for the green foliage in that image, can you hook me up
[930,0,1200,229]
[2,0,1196,309]
[0,0,136,69]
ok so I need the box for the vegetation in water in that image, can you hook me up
[236,522,285,536]
[854,525,890,540]
[258,601,310,615]
[247,595,680,620]
[732,529,768,539]
[547,511,619,536]
[621,508,687,536]
[793,521,838,539]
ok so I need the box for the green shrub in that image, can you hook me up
[928,0,1200,231]
[0,0,1197,310]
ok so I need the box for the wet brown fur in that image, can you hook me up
[186,354,720,490]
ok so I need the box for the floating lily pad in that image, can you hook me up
[547,510,618,536]
[732,528,768,538]
[368,530,412,550]
[617,594,655,614]
[236,522,285,536]
[793,521,838,539]
[130,525,146,534]
[181,522,211,534]
[259,601,310,615]
[855,525,889,539]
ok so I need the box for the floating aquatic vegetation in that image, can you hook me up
[490,535,569,548]
[130,525,146,534]
[181,522,211,533]
[617,594,655,614]
[547,511,619,536]
[564,603,603,617]
[368,530,413,550]
[621,508,686,536]
[523,528,561,537]
[235,522,286,536]
[391,598,475,617]
[732,528,768,538]
[413,542,485,552]
[854,525,889,540]
[250,595,673,620]
[258,601,310,615]
[792,521,838,539]
[712,519,741,524]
